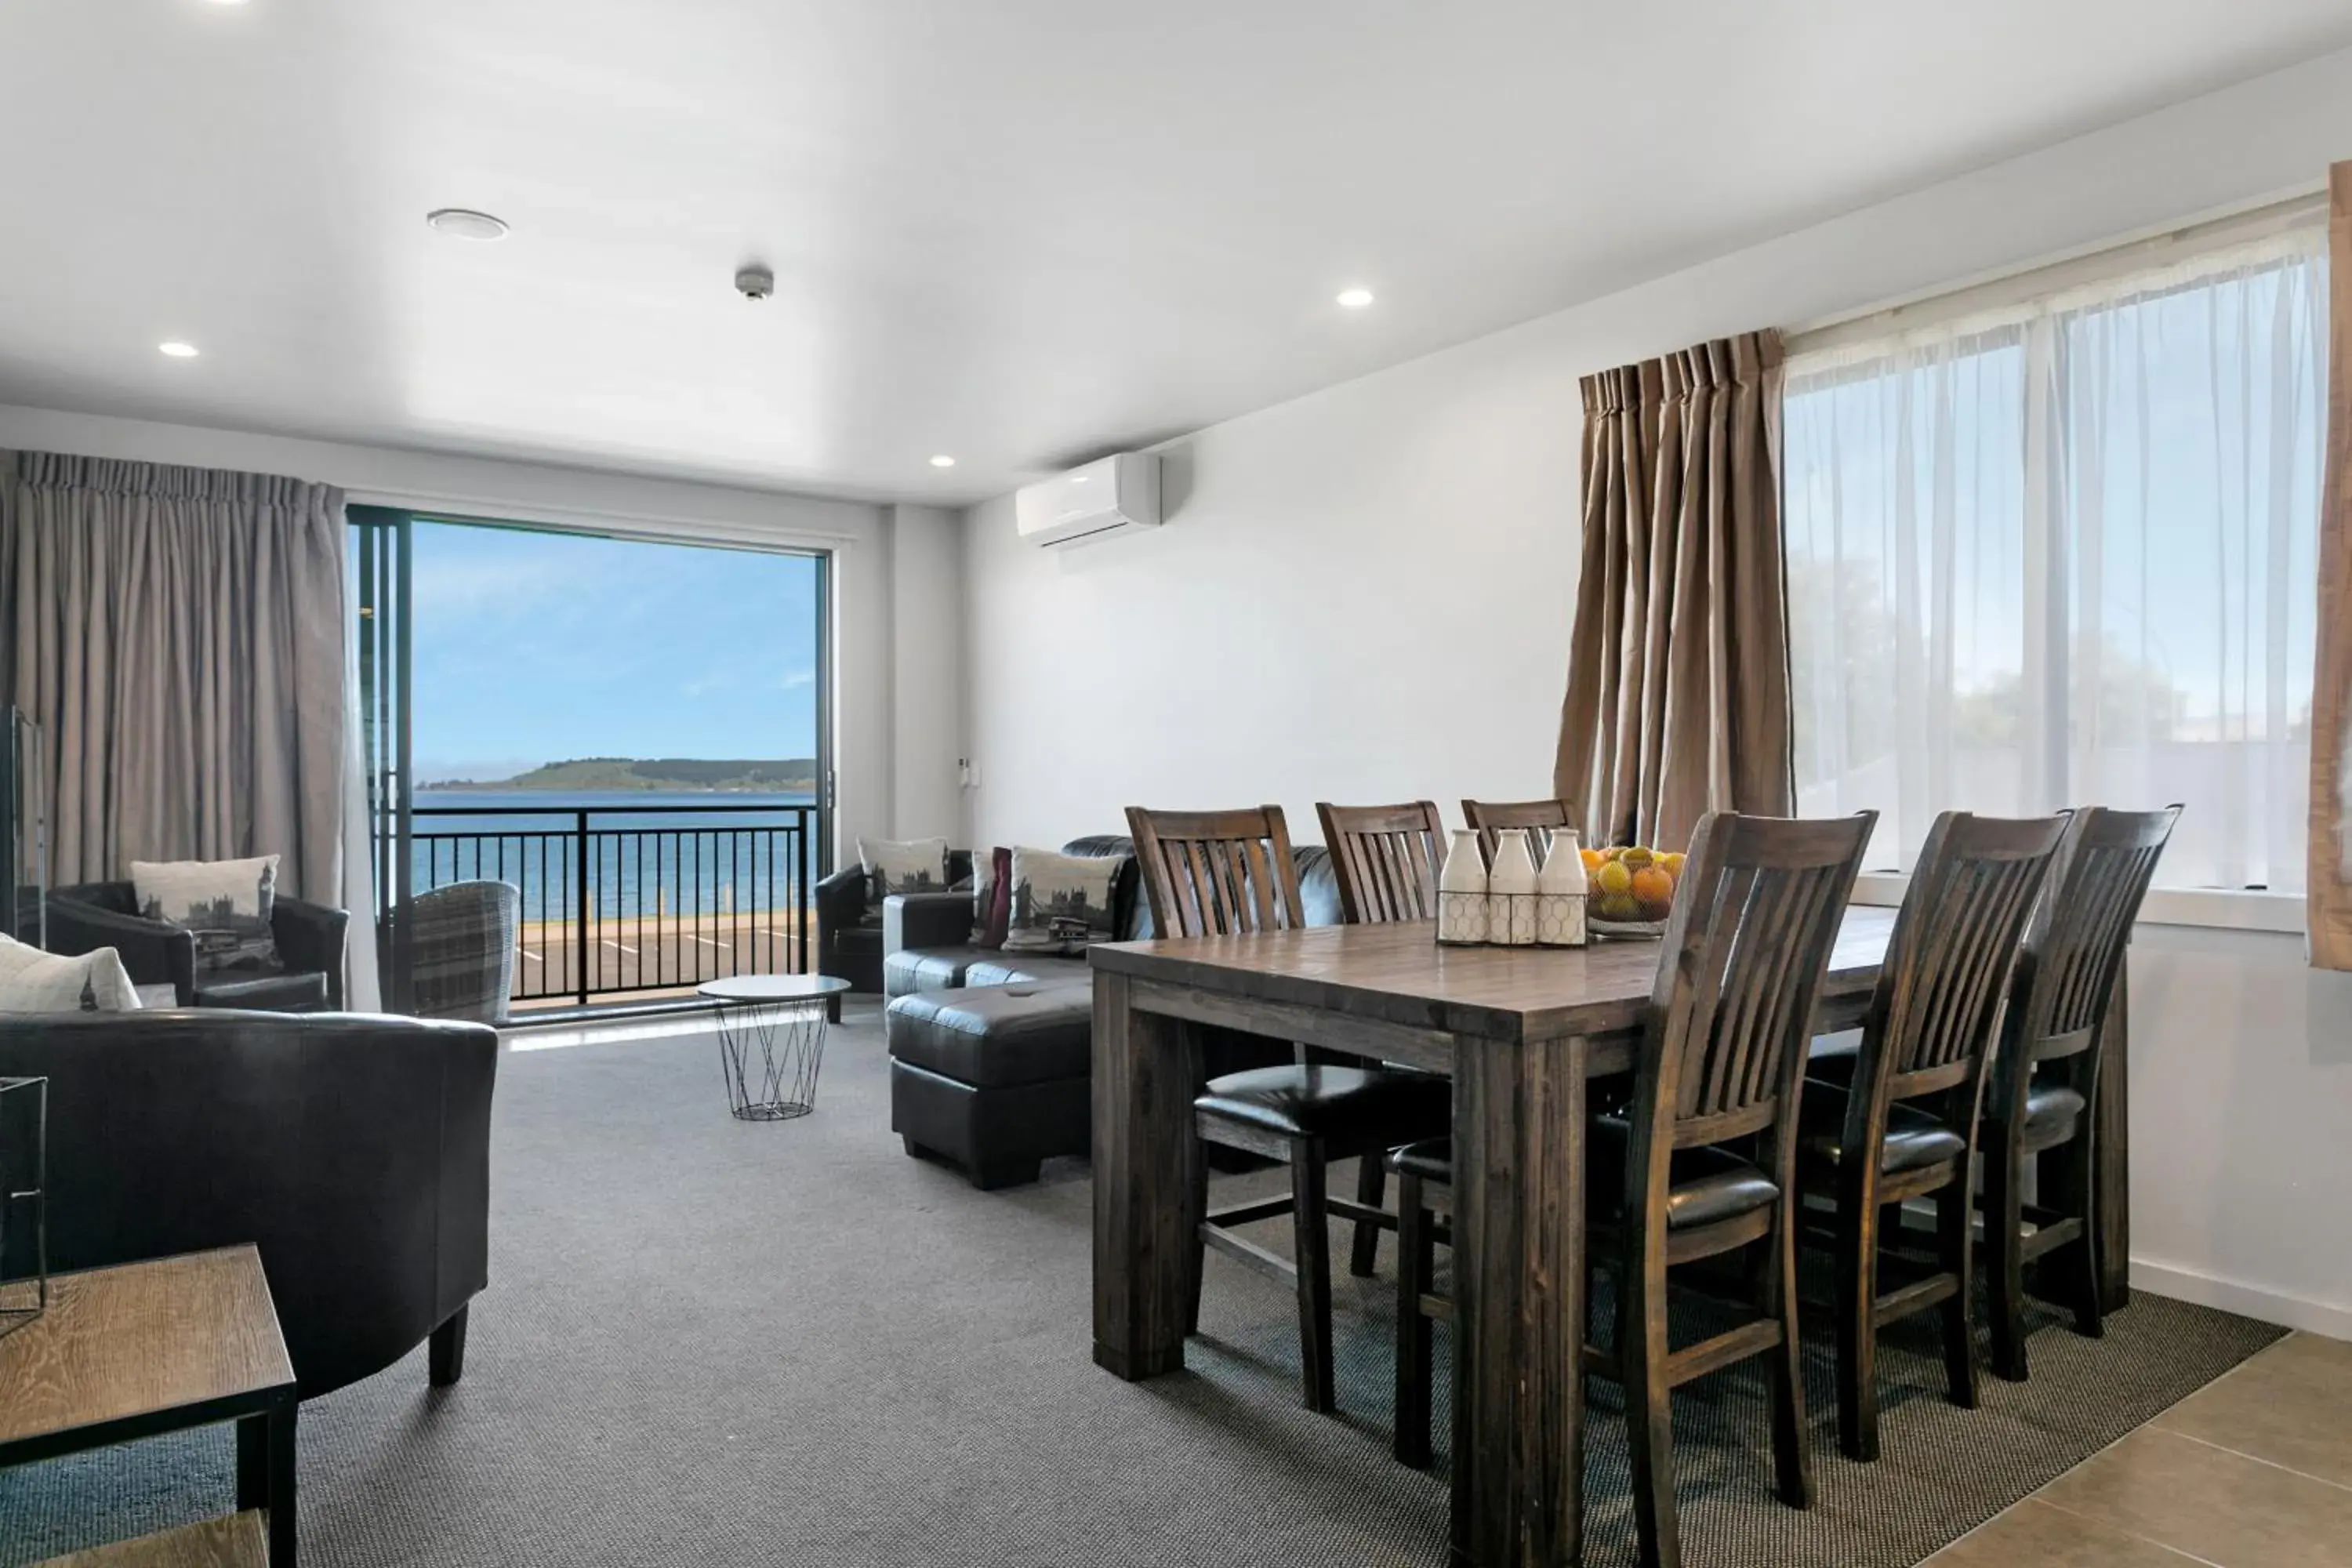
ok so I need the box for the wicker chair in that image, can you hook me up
[408,880,521,1025]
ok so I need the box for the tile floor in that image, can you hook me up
[1924,1330,2352,1566]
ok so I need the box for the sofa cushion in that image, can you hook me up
[887,982,1094,1088]
[966,953,1094,988]
[833,924,884,958]
[884,945,994,999]
[971,846,1014,949]
[131,855,283,975]
[0,934,142,1014]
[1002,846,1120,955]
[858,836,952,919]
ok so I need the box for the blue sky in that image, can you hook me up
[408,521,821,782]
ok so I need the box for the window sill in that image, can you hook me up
[1849,873,2305,936]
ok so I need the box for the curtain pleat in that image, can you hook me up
[5,451,347,904]
[1555,332,1794,851]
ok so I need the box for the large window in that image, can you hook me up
[1783,227,2325,893]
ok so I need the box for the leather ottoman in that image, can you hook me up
[887,980,1094,1189]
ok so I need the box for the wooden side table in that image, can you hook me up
[0,1247,298,1566]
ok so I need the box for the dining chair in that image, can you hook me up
[1315,800,1447,1281]
[1125,804,1451,1414]
[1980,804,2179,1382]
[1391,810,1874,1568]
[1794,811,2069,1461]
[1316,800,1446,925]
[1460,797,1579,861]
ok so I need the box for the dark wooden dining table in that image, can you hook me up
[1088,907,2131,1566]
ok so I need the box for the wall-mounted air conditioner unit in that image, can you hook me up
[1014,452,1160,547]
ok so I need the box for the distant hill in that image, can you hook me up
[422,757,818,793]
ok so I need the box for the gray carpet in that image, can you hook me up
[0,1007,2283,1566]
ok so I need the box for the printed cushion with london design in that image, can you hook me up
[0,933,142,1014]
[1000,847,1118,956]
[131,855,281,975]
[858,836,951,922]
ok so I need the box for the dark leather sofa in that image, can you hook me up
[0,1008,497,1399]
[884,836,1341,1189]
[814,849,975,1017]
[47,881,349,1011]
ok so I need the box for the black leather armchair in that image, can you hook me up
[0,1007,497,1399]
[47,881,348,1011]
[815,849,973,1014]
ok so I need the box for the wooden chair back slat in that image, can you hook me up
[1317,801,1446,925]
[1125,805,1307,939]
[1630,812,1875,1162]
[1461,797,1579,860]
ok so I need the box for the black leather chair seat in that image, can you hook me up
[1389,1138,1454,1184]
[884,945,993,999]
[966,952,1094,988]
[833,924,883,958]
[1392,1122,1779,1232]
[1591,1117,1780,1232]
[194,971,329,1012]
[1796,1089,1968,1174]
[886,982,1094,1089]
[1196,1065,1450,1143]
[2024,1082,2087,1141]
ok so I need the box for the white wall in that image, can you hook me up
[0,403,960,866]
[962,48,2352,1334]
[882,504,967,841]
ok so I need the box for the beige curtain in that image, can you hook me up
[6,452,348,903]
[1552,331,1793,851]
[2312,163,2352,969]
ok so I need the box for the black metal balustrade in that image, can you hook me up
[405,804,819,1007]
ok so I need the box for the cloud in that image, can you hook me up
[778,670,816,691]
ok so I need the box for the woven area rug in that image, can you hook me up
[0,1007,2282,1566]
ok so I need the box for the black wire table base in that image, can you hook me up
[711,998,831,1122]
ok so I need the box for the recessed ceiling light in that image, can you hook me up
[1336,288,1376,310]
[426,208,510,241]
[158,341,200,358]
[929,455,956,468]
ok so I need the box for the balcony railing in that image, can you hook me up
[405,804,819,1007]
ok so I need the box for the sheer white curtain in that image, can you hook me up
[1784,230,2326,891]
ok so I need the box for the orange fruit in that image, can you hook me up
[1630,866,1673,910]
[1579,847,1604,873]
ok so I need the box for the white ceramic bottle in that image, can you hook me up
[1489,828,1539,947]
[1436,828,1490,946]
[1534,828,1588,948]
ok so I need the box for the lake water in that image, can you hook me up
[406,789,820,922]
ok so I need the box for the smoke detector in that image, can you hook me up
[735,264,775,301]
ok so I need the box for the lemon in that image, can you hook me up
[1594,861,1633,896]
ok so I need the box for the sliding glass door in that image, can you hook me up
[350,507,832,1012]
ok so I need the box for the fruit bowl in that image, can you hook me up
[1581,844,1684,939]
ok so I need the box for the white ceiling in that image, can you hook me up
[4,0,2348,506]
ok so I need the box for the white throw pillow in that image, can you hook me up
[130,855,281,973]
[0,934,143,1014]
[857,837,951,916]
[1000,847,1119,955]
